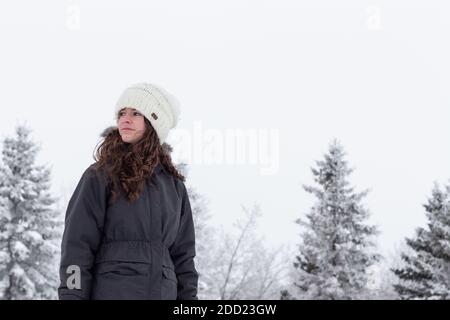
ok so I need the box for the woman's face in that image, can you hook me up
[117,107,146,144]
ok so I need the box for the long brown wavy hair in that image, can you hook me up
[93,118,185,205]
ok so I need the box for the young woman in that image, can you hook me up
[58,83,198,300]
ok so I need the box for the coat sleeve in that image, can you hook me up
[58,165,109,300]
[169,182,199,300]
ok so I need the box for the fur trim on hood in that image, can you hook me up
[100,126,118,138]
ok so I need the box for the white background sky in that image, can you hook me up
[1,0,449,256]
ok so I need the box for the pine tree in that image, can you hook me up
[392,183,450,299]
[187,185,218,299]
[0,124,62,299]
[290,140,380,299]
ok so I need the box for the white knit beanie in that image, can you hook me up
[115,83,181,144]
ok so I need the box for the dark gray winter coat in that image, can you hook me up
[58,161,198,300]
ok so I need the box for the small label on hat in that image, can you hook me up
[151,112,158,120]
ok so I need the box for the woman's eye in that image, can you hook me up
[117,111,140,118]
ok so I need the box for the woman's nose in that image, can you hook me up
[121,114,132,122]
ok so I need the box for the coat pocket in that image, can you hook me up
[161,265,178,300]
[91,261,150,300]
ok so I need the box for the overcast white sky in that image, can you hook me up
[1,0,449,256]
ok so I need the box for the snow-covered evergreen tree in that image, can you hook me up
[288,140,380,299]
[187,185,218,299]
[392,183,450,299]
[0,124,62,299]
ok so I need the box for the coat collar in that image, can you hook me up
[154,162,164,174]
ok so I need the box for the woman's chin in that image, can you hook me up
[121,137,134,144]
